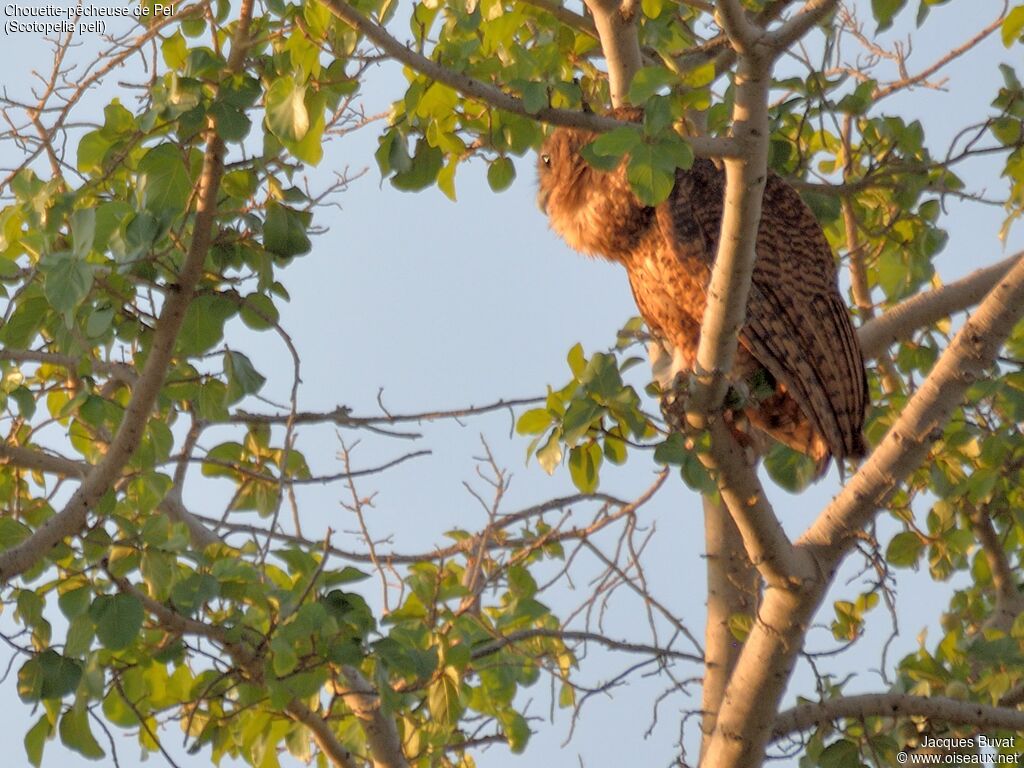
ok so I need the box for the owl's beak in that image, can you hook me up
[536,186,550,215]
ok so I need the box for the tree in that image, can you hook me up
[1,0,1024,766]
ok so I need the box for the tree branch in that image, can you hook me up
[0,443,85,477]
[286,700,358,768]
[470,627,701,663]
[715,0,764,54]
[585,0,643,106]
[772,692,1024,740]
[765,0,838,51]
[0,349,137,383]
[520,0,598,38]
[320,0,736,158]
[700,420,815,587]
[337,666,409,768]
[687,57,771,412]
[113,572,358,768]
[857,252,1023,360]
[0,0,254,583]
[801,253,1024,556]
[0,443,221,551]
[699,494,758,760]
[967,505,1024,633]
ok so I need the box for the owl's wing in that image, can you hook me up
[662,159,867,462]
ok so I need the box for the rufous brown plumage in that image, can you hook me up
[537,111,868,475]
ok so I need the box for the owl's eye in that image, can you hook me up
[541,153,551,168]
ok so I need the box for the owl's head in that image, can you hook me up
[536,125,595,217]
[536,108,650,261]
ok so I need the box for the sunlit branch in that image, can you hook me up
[0,349,137,383]
[872,6,1007,102]
[0,0,255,584]
[520,0,598,38]
[319,0,737,158]
[337,666,409,768]
[772,693,1024,740]
[766,0,838,51]
[0,443,220,549]
[967,505,1024,633]
[699,494,757,760]
[802,254,1024,554]
[715,0,764,54]
[585,0,643,107]
[857,252,1023,360]
[698,420,815,587]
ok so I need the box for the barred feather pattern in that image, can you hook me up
[537,118,868,475]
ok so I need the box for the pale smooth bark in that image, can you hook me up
[857,252,1023,359]
[699,495,758,760]
[585,0,644,107]
[773,693,1024,740]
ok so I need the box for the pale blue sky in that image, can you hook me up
[1,1,1021,766]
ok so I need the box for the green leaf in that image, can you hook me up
[224,349,266,404]
[239,292,280,330]
[211,101,253,144]
[391,139,444,191]
[59,704,104,759]
[628,67,676,103]
[77,131,113,174]
[162,30,188,69]
[120,211,162,261]
[763,444,818,493]
[819,738,861,768]
[70,208,96,258]
[64,615,94,658]
[427,670,462,726]
[0,516,32,549]
[89,594,144,650]
[138,144,192,214]
[536,430,563,475]
[561,398,602,444]
[266,77,310,143]
[567,342,586,377]
[282,93,326,165]
[799,188,841,223]
[18,650,83,702]
[887,531,924,567]
[568,442,601,493]
[516,408,552,435]
[871,0,906,31]
[24,715,52,768]
[590,127,642,158]
[641,0,663,18]
[1004,6,1024,47]
[627,144,674,205]
[141,552,175,602]
[271,636,299,676]
[177,293,238,356]
[415,82,458,119]
[654,432,688,465]
[992,117,1023,146]
[264,202,312,258]
[58,586,92,620]
[486,157,516,192]
[522,82,548,114]
[499,710,530,753]
[0,295,48,348]
[42,254,93,323]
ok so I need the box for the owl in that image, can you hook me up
[537,112,868,475]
